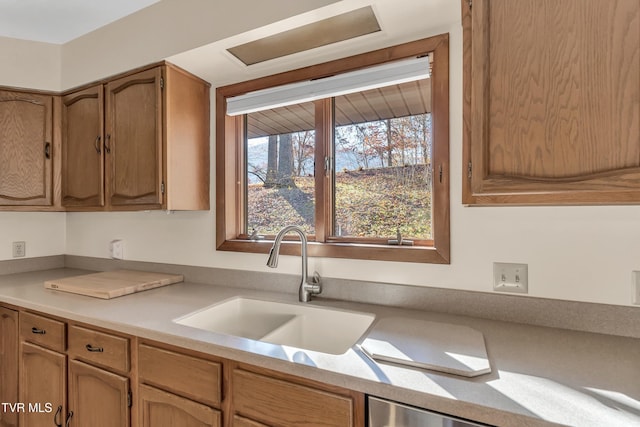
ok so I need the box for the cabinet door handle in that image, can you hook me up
[44,142,51,159]
[54,405,62,427]
[31,327,46,335]
[104,134,111,153]
[86,344,104,353]
[94,136,101,154]
[65,411,73,427]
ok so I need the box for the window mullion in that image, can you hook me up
[314,98,333,242]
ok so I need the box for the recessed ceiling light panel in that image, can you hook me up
[227,6,381,66]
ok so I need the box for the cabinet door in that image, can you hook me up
[105,67,163,209]
[68,359,129,427]
[0,307,18,427]
[0,90,53,206]
[463,0,640,204]
[19,342,66,427]
[139,384,220,427]
[61,85,104,208]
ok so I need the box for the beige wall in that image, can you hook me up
[64,19,640,308]
[60,0,340,88]
[0,36,61,90]
[1,0,638,307]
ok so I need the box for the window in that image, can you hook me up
[216,34,449,263]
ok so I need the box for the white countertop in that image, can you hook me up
[1,268,638,427]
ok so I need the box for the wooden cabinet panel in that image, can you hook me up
[68,325,129,374]
[59,61,209,212]
[138,344,221,407]
[105,67,163,209]
[0,90,53,206]
[164,65,210,210]
[19,311,66,352]
[463,0,640,204]
[232,368,358,427]
[68,359,129,427]
[62,85,104,208]
[0,307,18,427]
[19,342,66,427]
[139,384,221,427]
[232,415,269,427]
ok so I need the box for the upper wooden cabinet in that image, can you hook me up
[0,90,55,207]
[463,0,640,204]
[62,85,104,208]
[62,62,210,211]
[105,67,164,209]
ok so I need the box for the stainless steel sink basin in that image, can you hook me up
[174,297,376,355]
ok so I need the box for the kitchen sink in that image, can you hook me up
[174,297,376,355]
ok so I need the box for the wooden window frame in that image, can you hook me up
[216,34,450,263]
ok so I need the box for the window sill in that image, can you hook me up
[217,239,450,264]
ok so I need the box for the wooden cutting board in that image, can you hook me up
[44,270,184,299]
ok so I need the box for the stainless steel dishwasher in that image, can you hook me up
[368,396,491,427]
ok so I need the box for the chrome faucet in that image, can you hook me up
[266,225,322,302]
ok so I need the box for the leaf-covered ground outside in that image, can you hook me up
[247,165,432,239]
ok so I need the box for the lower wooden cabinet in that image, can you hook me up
[139,384,221,427]
[6,307,367,427]
[231,367,364,427]
[19,342,67,427]
[0,307,18,427]
[68,359,129,427]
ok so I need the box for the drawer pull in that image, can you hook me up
[65,411,73,427]
[54,405,62,427]
[31,327,46,334]
[86,344,104,353]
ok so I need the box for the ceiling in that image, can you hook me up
[0,0,160,44]
[247,79,432,138]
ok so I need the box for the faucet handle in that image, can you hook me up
[308,271,322,295]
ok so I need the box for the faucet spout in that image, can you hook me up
[266,225,322,302]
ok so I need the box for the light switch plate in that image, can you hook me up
[493,262,528,294]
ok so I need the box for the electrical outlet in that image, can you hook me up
[632,271,640,305]
[109,239,124,260]
[493,262,528,294]
[12,241,25,258]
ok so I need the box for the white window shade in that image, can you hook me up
[226,56,430,116]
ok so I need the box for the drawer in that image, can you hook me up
[19,311,66,352]
[138,344,221,408]
[232,369,355,427]
[68,324,129,373]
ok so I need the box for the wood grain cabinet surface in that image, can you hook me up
[0,307,18,427]
[463,0,640,204]
[0,90,55,207]
[17,312,133,427]
[231,367,364,427]
[68,359,130,427]
[19,341,67,427]
[62,62,210,211]
[5,308,369,427]
[138,343,221,408]
[61,85,104,208]
[139,384,221,427]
